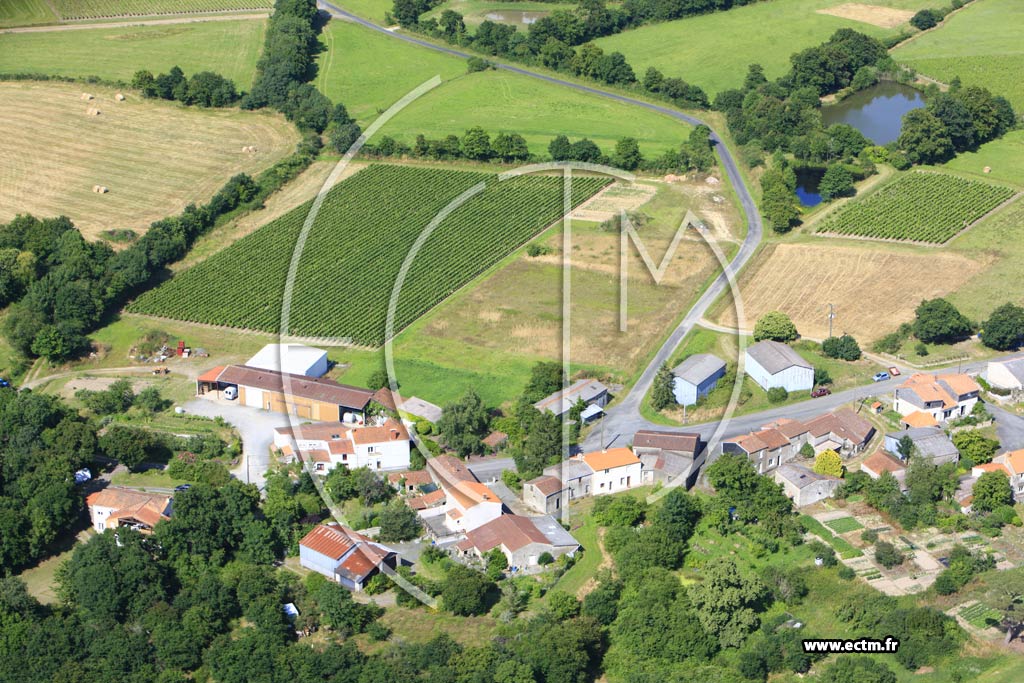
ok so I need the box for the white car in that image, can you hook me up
[223,386,238,400]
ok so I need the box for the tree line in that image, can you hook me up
[131,66,239,108]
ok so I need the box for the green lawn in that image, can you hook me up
[0,19,267,88]
[330,0,394,23]
[938,130,1024,189]
[111,469,186,489]
[592,0,931,97]
[894,0,1024,111]
[0,0,57,28]
[824,516,864,534]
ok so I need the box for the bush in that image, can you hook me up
[754,311,798,342]
[466,56,492,73]
[537,551,555,565]
[913,298,972,344]
[837,566,856,580]
[915,341,929,356]
[767,386,789,403]
[822,334,862,361]
[874,541,904,568]
[910,8,942,30]
[861,529,878,544]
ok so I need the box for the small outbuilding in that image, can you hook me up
[672,353,727,406]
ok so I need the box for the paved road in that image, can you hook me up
[990,404,1024,451]
[467,457,515,483]
[183,398,292,491]
[319,2,765,453]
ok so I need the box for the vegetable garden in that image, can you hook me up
[129,164,609,346]
[815,172,1015,244]
[51,0,273,20]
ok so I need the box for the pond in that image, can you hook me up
[821,82,925,145]
[485,10,549,24]
[795,167,824,207]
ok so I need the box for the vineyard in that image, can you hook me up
[129,165,610,346]
[51,0,272,20]
[816,172,1015,244]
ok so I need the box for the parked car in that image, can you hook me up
[223,385,238,400]
[888,366,901,376]
[0,378,9,388]
[873,372,891,382]
[174,484,191,492]
[811,387,831,398]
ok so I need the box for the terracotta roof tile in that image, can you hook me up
[861,451,906,476]
[582,447,639,471]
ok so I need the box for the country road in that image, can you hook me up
[317,1,765,453]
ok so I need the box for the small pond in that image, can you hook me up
[821,82,925,145]
[795,167,824,207]
[484,10,549,24]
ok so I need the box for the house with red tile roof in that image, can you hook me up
[298,523,397,591]
[455,514,579,570]
[893,373,980,423]
[523,475,565,515]
[85,488,172,535]
[972,450,1024,502]
[860,451,908,489]
[580,448,642,496]
[273,418,410,473]
[426,455,504,533]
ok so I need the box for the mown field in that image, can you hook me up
[0,0,57,28]
[938,130,1024,188]
[0,19,266,88]
[315,18,688,156]
[50,0,273,20]
[815,171,1015,243]
[129,164,610,346]
[592,0,934,97]
[0,81,298,239]
[894,0,1024,111]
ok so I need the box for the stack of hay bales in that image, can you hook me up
[241,145,258,153]
[92,185,109,194]
[984,166,992,174]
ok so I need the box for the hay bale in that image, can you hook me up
[983,166,992,174]
[91,185,109,194]
[115,93,126,101]
[241,145,258,153]
[81,93,93,101]
[86,107,101,116]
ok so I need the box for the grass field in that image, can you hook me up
[592,0,933,97]
[894,0,1024,111]
[129,165,609,346]
[330,0,393,23]
[315,19,689,156]
[50,0,273,20]
[0,19,266,88]
[0,0,57,28]
[815,172,1016,244]
[938,130,1024,188]
[0,81,298,238]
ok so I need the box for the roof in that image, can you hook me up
[387,470,433,487]
[299,523,360,560]
[246,343,327,377]
[1006,450,1024,475]
[401,396,443,423]
[427,455,477,485]
[482,431,508,449]
[861,451,906,476]
[350,419,409,445]
[197,365,226,383]
[337,542,393,582]
[632,430,700,454]
[406,489,446,510]
[215,365,375,409]
[673,353,727,386]
[580,404,604,420]
[899,373,979,409]
[991,357,1024,385]
[804,409,875,444]
[745,340,812,374]
[886,426,958,461]
[581,447,639,471]
[529,514,579,549]
[526,475,563,497]
[86,488,172,529]
[902,410,939,428]
[939,373,982,397]
[766,417,810,440]
[639,451,691,477]
[775,463,838,488]
[534,378,608,415]
[973,462,1010,476]
[545,458,594,481]
[463,514,552,553]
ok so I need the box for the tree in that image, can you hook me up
[896,434,915,460]
[378,501,421,541]
[650,362,676,411]
[547,591,580,621]
[952,429,1000,465]
[568,138,602,163]
[912,298,972,344]
[613,137,642,170]
[813,449,844,477]
[328,122,362,154]
[492,133,529,162]
[753,311,798,342]
[592,494,647,527]
[820,658,897,683]
[442,564,496,616]
[439,9,465,38]
[814,367,833,386]
[438,390,489,457]
[898,109,954,164]
[973,471,1013,513]
[874,540,904,568]
[910,8,941,31]
[927,92,977,151]
[688,557,767,648]
[100,425,150,471]
[549,134,571,161]
[461,127,493,160]
[818,164,854,201]
[982,303,1024,351]
[822,334,861,360]
[761,169,800,233]
[523,361,563,402]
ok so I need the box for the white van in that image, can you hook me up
[223,386,238,400]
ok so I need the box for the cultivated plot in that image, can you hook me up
[0,81,298,238]
[50,0,273,20]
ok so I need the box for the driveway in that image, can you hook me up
[183,397,292,491]
[467,457,515,484]
[990,404,1024,451]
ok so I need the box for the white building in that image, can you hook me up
[893,373,981,423]
[534,379,609,418]
[246,343,329,378]
[986,357,1024,393]
[298,523,397,592]
[580,448,642,496]
[744,341,814,393]
[273,419,411,473]
[672,353,727,406]
[427,456,504,533]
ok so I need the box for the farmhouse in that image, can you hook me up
[986,357,1024,393]
[426,455,504,533]
[632,430,704,486]
[860,450,908,488]
[523,475,565,516]
[542,458,594,500]
[884,426,959,466]
[534,379,609,418]
[893,373,981,423]
[801,409,876,454]
[671,353,727,406]
[273,419,411,473]
[744,341,814,392]
[722,425,797,474]
[196,364,392,423]
[454,514,579,571]
[85,488,172,535]
[387,469,434,494]
[772,463,840,507]
[246,343,329,378]
[972,450,1024,502]
[298,523,397,592]
[581,448,642,495]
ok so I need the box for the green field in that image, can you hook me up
[894,0,1024,111]
[331,0,394,23]
[947,194,1024,319]
[816,171,1015,243]
[315,19,689,156]
[825,516,864,534]
[939,130,1024,188]
[592,0,931,97]
[129,164,609,346]
[0,19,266,88]
[50,0,273,19]
[0,0,57,27]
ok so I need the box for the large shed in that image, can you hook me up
[246,343,329,378]
[745,341,813,393]
[672,353,727,406]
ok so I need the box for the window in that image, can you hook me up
[620,477,625,485]
[367,446,375,453]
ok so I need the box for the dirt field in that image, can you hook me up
[817,3,914,28]
[712,242,991,341]
[0,81,299,239]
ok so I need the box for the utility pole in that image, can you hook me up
[827,303,836,339]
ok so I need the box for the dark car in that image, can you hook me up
[0,378,9,388]
[174,484,192,492]
[811,387,831,398]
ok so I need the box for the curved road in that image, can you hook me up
[319,2,764,450]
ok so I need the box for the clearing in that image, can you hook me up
[0,81,299,238]
[894,0,1024,111]
[129,164,610,346]
[592,0,932,97]
[49,0,273,21]
[0,18,266,88]
[425,0,565,28]
[816,3,914,28]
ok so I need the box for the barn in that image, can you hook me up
[672,353,727,406]
[246,343,329,378]
[744,341,814,392]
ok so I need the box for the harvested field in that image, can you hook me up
[713,242,990,341]
[817,3,914,28]
[0,81,299,239]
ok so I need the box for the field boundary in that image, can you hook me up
[886,0,980,52]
